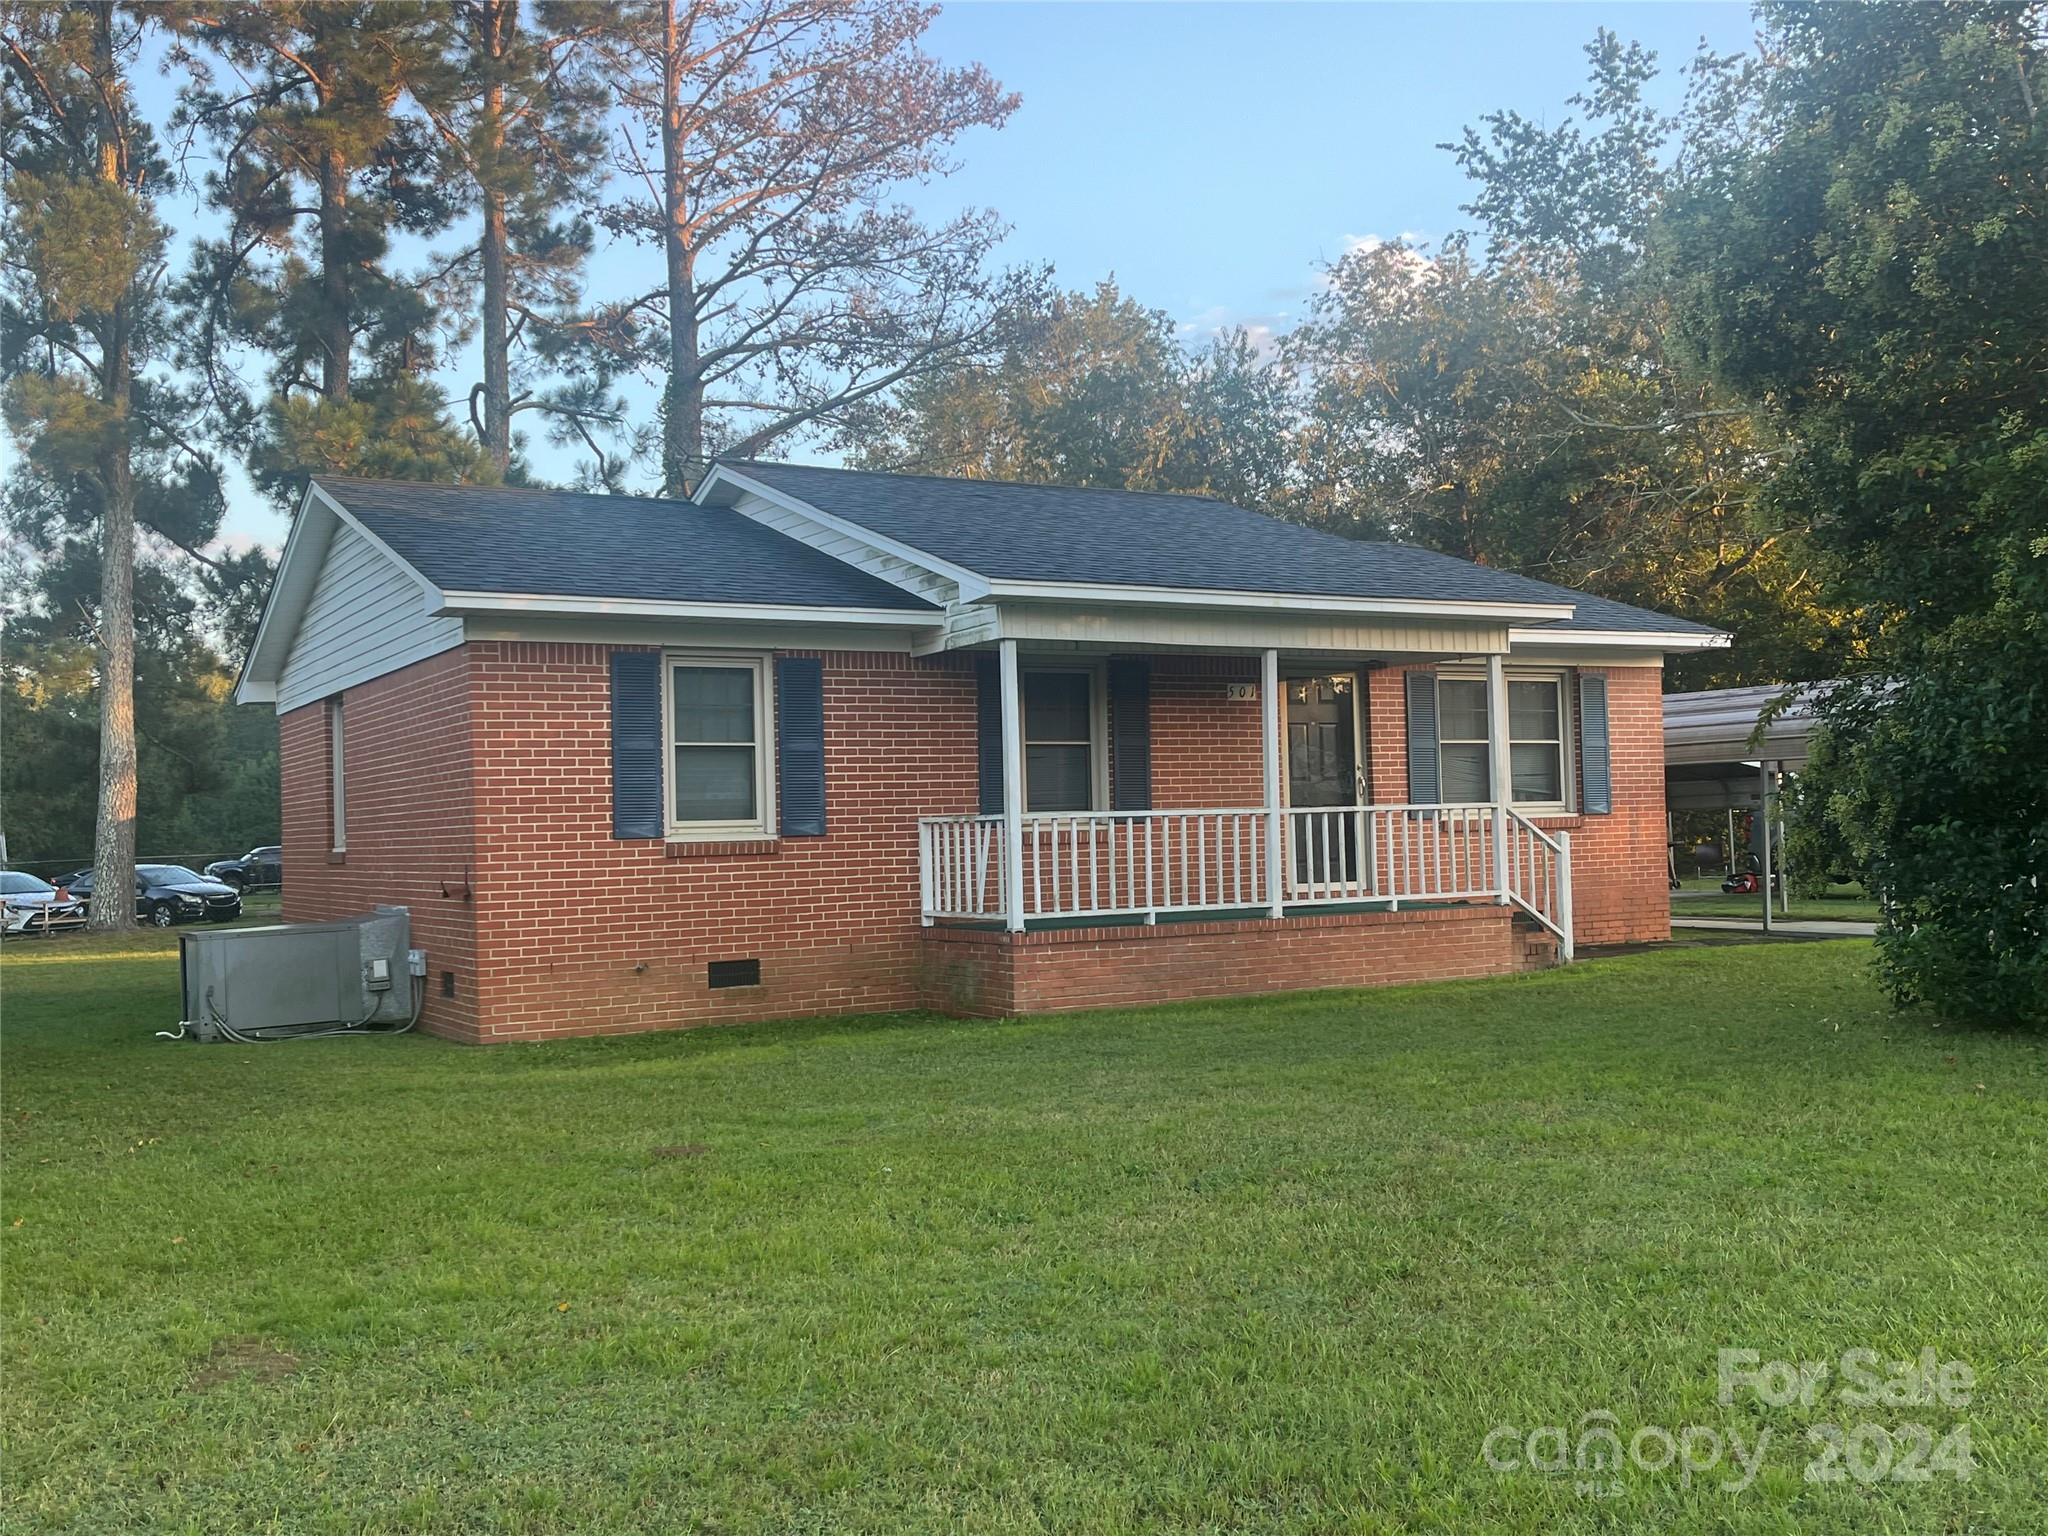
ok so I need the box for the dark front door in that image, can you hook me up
[1286,674,1362,888]
[1287,674,1359,807]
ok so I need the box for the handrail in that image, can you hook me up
[1500,807,1574,959]
[919,802,1575,960]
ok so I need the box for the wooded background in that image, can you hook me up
[4,1,2042,1018]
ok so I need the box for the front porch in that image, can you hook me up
[916,641,1576,960]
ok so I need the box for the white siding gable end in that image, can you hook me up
[274,520,463,714]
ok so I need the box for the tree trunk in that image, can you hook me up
[658,0,701,496]
[478,0,512,475]
[318,146,351,401]
[87,3,136,932]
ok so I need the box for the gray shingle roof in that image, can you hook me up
[725,462,1718,635]
[314,475,940,612]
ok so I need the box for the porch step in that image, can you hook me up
[1511,913,1564,971]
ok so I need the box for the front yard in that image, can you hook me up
[3,933,2042,1533]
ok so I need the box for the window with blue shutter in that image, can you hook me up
[1578,672,1613,814]
[610,651,664,838]
[1107,657,1152,812]
[975,654,1004,815]
[777,656,826,836]
[1404,669,1440,805]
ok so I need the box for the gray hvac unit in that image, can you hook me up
[177,906,424,1041]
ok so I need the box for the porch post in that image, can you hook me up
[1262,648,1284,918]
[1487,652,1511,903]
[1757,758,1774,936]
[999,638,1026,932]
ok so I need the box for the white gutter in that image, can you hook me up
[1509,626,1731,651]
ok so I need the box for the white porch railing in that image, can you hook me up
[919,803,1573,957]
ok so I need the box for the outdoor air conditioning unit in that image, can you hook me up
[175,906,425,1042]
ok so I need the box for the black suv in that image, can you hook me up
[62,865,243,928]
[204,845,283,890]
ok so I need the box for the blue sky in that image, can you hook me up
[22,3,1760,555]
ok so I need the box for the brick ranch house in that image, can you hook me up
[236,465,1727,1043]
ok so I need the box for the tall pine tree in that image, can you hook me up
[3,1,172,925]
[414,0,617,480]
[171,1,481,501]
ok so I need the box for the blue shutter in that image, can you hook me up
[610,650,664,838]
[777,656,826,836]
[976,654,1004,815]
[1578,672,1612,814]
[1404,669,1440,805]
[1108,657,1152,812]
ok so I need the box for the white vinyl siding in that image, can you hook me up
[276,524,462,713]
[924,601,1514,658]
[728,491,962,607]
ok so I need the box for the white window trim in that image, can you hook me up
[327,697,347,853]
[1438,668,1575,815]
[662,651,777,841]
[1021,662,1109,814]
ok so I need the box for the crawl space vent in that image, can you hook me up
[707,959,761,990]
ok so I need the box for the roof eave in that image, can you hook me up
[1508,625,1731,651]
[432,590,943,626]
[979,578,1576,624]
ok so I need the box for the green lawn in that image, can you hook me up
[1671,877,1885,924]
[4,933,2044,1533]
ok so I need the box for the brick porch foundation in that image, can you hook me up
[919,903,1552,1018]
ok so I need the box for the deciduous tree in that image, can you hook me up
[1666,0,2048,1025]
[591,0,1024,493]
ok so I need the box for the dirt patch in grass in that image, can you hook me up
[188,1336,298,1392]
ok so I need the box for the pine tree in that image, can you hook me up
[171,1,480,501]
[2,1,167,927]
[415,0,615,479]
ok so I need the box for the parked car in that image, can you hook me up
[203,845,283,890]
[63,865,243,927]
[0,871,88,937]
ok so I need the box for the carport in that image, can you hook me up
[1662,684,1824,933]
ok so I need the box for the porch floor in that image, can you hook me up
[928,896,1505,933]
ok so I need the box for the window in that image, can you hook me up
[1508,679,1566,805]
[328,697,346,852]
[1436,674,1571,810]
[1023,668,1102,812]
[1437,678,1491,803]
[665,654,773,836]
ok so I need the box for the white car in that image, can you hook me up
[1,871,88,936]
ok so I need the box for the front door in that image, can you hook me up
[1286,674,1362,888]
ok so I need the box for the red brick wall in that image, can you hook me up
[1148,655,1263,808]
[921,904,1529,1017]
[1365,662,1670,946]
[280,647,481,1037]
[460,642,978,1042]
[276,643,1667,1042]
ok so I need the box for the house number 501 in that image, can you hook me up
[1225,682,1257,701]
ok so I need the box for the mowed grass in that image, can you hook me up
[3,933,2044,1534]
[1671,877,1884,924]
